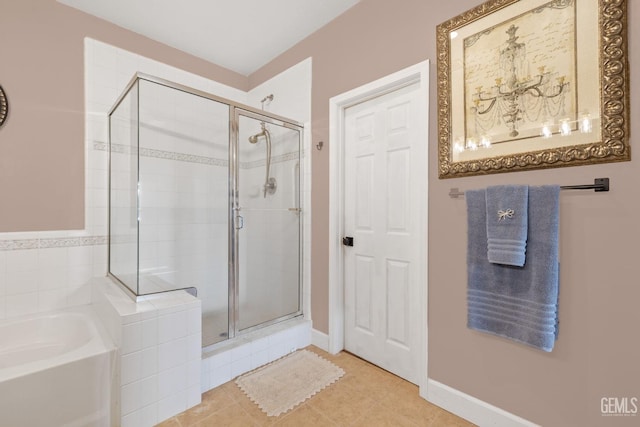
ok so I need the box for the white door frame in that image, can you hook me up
[328,60,429,393]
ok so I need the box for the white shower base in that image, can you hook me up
[202,306,297,347]
[202,311,228,346]
[200,317,311,392]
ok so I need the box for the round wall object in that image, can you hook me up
[0,86,8,127]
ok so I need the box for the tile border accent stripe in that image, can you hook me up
[0,235,108,251]
[94,141,302,169]
[240,151,301,169]
[141,147,227,167]
[94,141,228,167]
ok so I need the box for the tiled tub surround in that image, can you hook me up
[92,277,202,426]
[0,305,116,427]
[93,276,311,425]
[0,236,107,320]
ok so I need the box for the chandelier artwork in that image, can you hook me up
[472,24,569,139]
[437,0,629,178]
[459,0,581,153]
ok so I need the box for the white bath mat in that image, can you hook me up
[235,349,345,417]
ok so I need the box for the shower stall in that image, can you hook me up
[108,74,303,347]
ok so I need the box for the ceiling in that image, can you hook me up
[58,0,360,76]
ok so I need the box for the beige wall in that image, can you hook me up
[0,0,247,232]
[250,0,640,425]
[3,0,639,424]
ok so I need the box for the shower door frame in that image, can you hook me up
[107,73,305,342]
[228,108,305,339]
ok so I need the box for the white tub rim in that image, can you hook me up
[0,305,115,383]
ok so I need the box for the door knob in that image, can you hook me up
[342,236,354,247]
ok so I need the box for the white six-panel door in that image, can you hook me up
[343,81,422,384]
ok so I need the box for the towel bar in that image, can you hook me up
[449,177,609,199]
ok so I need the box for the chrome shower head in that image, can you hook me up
[249,131,264,144]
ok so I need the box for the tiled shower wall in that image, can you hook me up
[111,76,307,337]
[0,39,311,321]
[131,79,230,300]
[0,39,247,320]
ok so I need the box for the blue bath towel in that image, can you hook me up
[486,185,528,266]
[466,186,560,352]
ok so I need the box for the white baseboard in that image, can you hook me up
[424,379,540,427]
[311,328,329,351]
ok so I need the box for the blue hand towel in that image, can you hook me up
[466,186,560,352]
[486,185,529,266]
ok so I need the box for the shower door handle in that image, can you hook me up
[235,215,244,230]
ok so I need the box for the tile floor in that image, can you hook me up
[157,346,476,426]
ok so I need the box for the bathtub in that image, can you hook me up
[0,306,116,427]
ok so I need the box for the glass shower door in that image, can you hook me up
[234,111,302,333]
[137,80,230,347]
